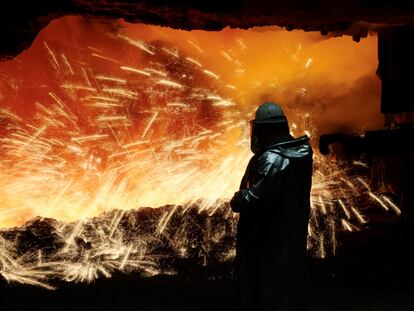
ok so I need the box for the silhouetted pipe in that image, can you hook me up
[319,128,414,156]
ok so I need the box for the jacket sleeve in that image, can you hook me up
[230,153,280,213]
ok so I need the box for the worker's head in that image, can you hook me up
[250,102,291,154]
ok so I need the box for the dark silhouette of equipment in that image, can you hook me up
[319,27,414,241]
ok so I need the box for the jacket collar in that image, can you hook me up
[265,135,309,150]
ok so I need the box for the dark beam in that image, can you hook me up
[2,1,414,59]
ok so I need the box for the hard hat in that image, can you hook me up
[250,102,287,124]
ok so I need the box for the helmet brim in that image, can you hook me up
[250,116,287,124]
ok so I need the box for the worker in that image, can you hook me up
[230,102,313,311]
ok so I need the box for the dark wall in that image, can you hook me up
[378,27,414,114]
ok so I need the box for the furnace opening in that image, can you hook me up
[0,16,400,288]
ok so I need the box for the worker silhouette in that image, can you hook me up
[230,102,313,311]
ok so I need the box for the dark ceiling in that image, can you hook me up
[1,0,414,59]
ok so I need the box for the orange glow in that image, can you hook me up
[0,16,381,228]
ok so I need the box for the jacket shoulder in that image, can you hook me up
[256,150,289,175]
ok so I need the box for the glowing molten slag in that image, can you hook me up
[0,17,402,288]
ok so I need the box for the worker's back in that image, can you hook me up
[230,102,313,311]
[236,135,313,311]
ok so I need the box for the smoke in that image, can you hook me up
[257,74,382,138]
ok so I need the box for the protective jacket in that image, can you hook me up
[230,135,313,311]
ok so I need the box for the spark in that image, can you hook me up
[86,102,123,108]
[225,85,237,90]
[187,40,204,54]
[61,54,74,74]
[122,140,151,149]
[357,177,371,190]
[87,46,102,53]
[48,92,66,109]
[186,57,202,67]
[35,102,54,116]
[319,236,325,258]
[67,144,84,154]
[142,112,159,138]
[338,199,351,219]
[43,41,60,68]
[119,244,133,270]
[368,192,389,211]
[96,116,130,123]
[304,58,313,69]
[212,100,236,107]
[167,102,189,108]
[330,221,337,256]
[120,66,151,76]
[95,75,127,84]
[144,68,167,77]
[352,161,369,168]
[119,34,155,55]
[162,47,179,58]
[341,219,353,232]
[381,195,401,215]
[71,134,109,143]
[156,79,183,89]
[340,177,356,191]
[319,196,327,214]
[221,51,232,61]
[237,38,247,50]
[0,108,22,121]
[91,53,121,64]
[102,87,138,98]
[157,205,179,235]
[61,84,97,91]
[82,96,119,102]
[81,68,92,86]
[351,206,366,224]
[203,69,219,80]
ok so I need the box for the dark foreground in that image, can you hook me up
[1,270,414,311]
[1,228,414,311]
